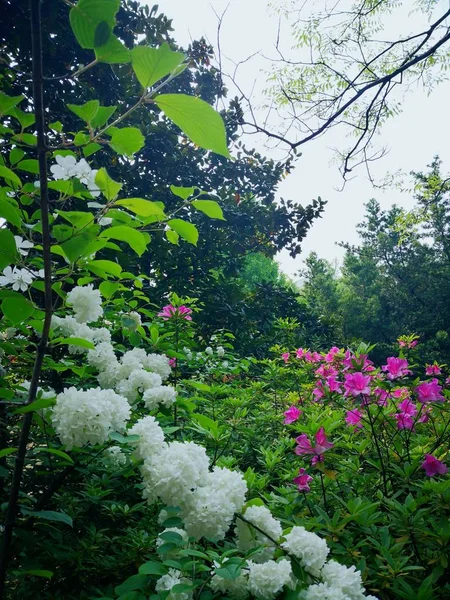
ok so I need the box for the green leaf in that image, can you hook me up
[167,219,198,246]
[99,281,121,298]
[67,100,99,124]
[95,168,122,200]
[100,226,147,256]
[49,121,63,132]
[115,198,165,217]
[0,448,17,459]
[0,229,19,269]
[192,200,225,220]
[155,94,230,158]
[165,229,179,245]
[95,34,131,64]
[69,0,120,49]
[0,165,22,188]
[14,397,56,414]
[131,43,185,89]
[10,108,35,130]
[83,142,102,158]
[34,447,74,463]
[22,570,54,580]
[16,159,40,174]
[115,574,148,595]
[61,231,96,263]
[87,259,122,277]
[23,509,73,527]
[0,199,22,228]
[90,105,117,128]
[10,148,25,164]
[108,127,145,157]
[138,561,166,576]
[94,20,111,46]
[1,297,35,325]
[170,185,195,200]
[58,337,96,350]
[0,92,24,117]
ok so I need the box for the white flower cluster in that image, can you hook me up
[52,316,111,354]
[247,559,293,600]
[236,505,282,562]
[66,284,103,323]
[282,526,330,577]
[103,445,127,468]
[301,561,378,600]
[51,387,130,450]
[155,569,192,600]
[50,154,100,197]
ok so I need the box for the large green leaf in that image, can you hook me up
[91,105,117,128]
[0,199,22,228]
[87,259,122,277]
[14,397,56,414]
[67,100,99,124]
[0,229,19,269]
[192,199,225,220]
[23,509,73,527]
[131,43,185,89]
[16,159,40,174]
[69,0,120,49]
[167,219,199,246]
[155,94,230,158]
[115,198,165,217]
[100,226,147,256]
[61,231,97,263]
[0,93,23,117]
[170,185,196,200]
[108,127,145,157]
[1,297,35,325]
[0,165,22,188]
[95,34,131,64]
[95,168,122,200]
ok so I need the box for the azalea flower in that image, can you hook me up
[425,363,441,376]
[343,351,375,372]
[158,305,192,321]
[0,266,35,292]
[416,379,444,403]
[14,235,34,256]
[324,346,340,362]
[295,427,334,465]
[421,454,448,477]
[325,376,342,394]
[344,372,372,397]
[345,409,363,429]
[296,348,306,359]
[281,352,290,363]
[315,364,338,378]
[283,406,302,425]
[312,380,325,401]
[394,412,415,430]
[373,387,389,406]
[382,357,410,380]
[397,398,417,416]
[293,467,313,492]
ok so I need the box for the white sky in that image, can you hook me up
[157,0,450,276]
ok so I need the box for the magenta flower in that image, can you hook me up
[416,379,444,403]
[398,398,417,416]
[312,380,325,401]
[281,352,290,364]
[392,387,410,400]
[344,372,372,397]
[296,348,306,359]
[169,357,177,368]
[382,357,410,380]
[324,346,340,362]
[425,363,441,376]
[158,304,192,320]
[315,364,338,378]
[343,352,374,372]
[421,454,448,477]
[295,427,334,465]
[373,387,389,406]
[284,406,302,425]
[293,467,313,492]
[394,412,415,430]
[326,376,342,394]
[345,409,363,429]
[398,339,418,349]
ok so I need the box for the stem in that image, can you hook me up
[319,471,329,515]
[364,398,389,496]
[0,0,53,593]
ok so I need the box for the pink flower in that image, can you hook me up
[295,427,334,465]
[392,387,410,400]
[324,346,340,362]
[382,357,410,380]
[398,398,417,416]
[158,304,192,321]
[344,372,372,397]
[421,454,448,477]
[312,380,325,401]
[281,352,290,363]
[416,379,444,403]
[373,387,389,406]
[343,352,374,372]
[296,348,306,359]
[284,406,302,425]
[169,358,177,368]
[418,407,432,423]
[345,409,363,429]
[425,363,441,376]
[293,467,313,492]
[394,412,415,430]
[315,364,338,378]
[325,376,342,394]
[398,339,418,349]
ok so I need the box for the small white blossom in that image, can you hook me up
[50,154,77,180]
[205,346,213,356]
[98,216,112,226]
[103,445,126,468]
[216,345,225,357]
[14,236,34,256]
[128,415,166,461]
[0,266,35,292]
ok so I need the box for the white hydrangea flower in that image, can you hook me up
[14,235,34,256]
[155,569,192,600]
[205,346,213,356]
[282,526,329,577]
[0,266,35,292]
[141,441,209,507]
[321,561,365,600]
[143,385,177,410]
[301,583,352,600]
[66,284,103,324]
[236,505,282,562]
[104,445,126,468]
[247,559,293,600]
[128,415,166,461]
[87,342,118,372]
[216,346,225,357]
[128,311,142,327]
[51,387,130,450]
[119,348,148,378]
[156,527,189,548]
[143,353,171,380]
[211,571,249,599]
[116,369,162,402]
[52,316,110,354]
